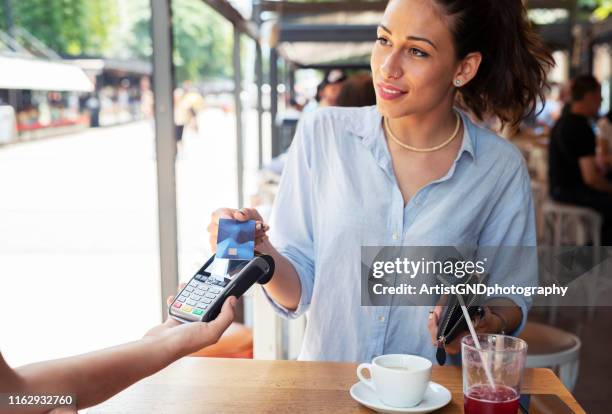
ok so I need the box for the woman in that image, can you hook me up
[210,0,552,362]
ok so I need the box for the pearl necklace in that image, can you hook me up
[383,112,462,153]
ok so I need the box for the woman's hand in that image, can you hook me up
[207,207,270,252]
[427,305,503,355]
[143,284,237,357]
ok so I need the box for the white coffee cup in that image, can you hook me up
[356,354,432,408]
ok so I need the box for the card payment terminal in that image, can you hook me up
[169,253,275,323]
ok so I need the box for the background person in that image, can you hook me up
[548,75,612,245]
[335,73,377,107]
[318,69,347,107]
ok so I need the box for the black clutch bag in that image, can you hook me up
[434,272,486,365]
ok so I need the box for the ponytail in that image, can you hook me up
[435,0,554,127]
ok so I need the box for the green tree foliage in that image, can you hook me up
[0,0,234,83]
[171,0,233,83]
[575,0,612,19]
[122,0,234,83]
[0,0,116,56]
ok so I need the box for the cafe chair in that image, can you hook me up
[541,200,602,247]
[190,322,253,358]
[518,321,581,391]
[541,200,603,322]
[530,180,547,243]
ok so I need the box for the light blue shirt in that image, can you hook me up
[264,105,536,363]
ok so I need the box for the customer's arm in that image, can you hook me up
[1,297,236,414]
[580,156,612,192]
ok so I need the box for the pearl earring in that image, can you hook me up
[455,79,462,86]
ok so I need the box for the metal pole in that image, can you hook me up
[150,0,179,321]
[234,26,244,208]
[3,0,18,113]
[255,42,263,169]
[270,48,279,158]
[288,64,296,104]
[4,0,14,37]
[253,0,264,169]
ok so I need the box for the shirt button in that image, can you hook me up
[379,316,385,322]
[392,233,399,241]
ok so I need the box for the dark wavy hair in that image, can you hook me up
[434,0,554,127]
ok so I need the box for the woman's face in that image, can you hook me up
[371,0,459,119]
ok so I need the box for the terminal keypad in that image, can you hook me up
[172,274,230,320]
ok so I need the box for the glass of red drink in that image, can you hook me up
[462,334,527,414]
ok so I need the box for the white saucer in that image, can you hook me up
[349,381,452,414]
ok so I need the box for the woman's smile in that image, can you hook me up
[376,82,408,100]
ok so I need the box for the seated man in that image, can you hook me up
[0,295,236,414]
[548,75,612,245]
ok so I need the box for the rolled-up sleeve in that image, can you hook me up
[262,114,316,319]
[478,157,538,336]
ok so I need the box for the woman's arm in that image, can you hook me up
[208,208,302,311]
[256,238,302,311]
[427,298,522,354]
[428,153,537,353]
[2,297,236,413]
[485,297,523,334]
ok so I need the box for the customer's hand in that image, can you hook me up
[207,207,270,251]
[144,284,236,356]
[427,305,502,355]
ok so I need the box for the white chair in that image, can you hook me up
[519,321,581,391]
[541,200,602,247]
[530,181,547,243]
[541,200,603,321]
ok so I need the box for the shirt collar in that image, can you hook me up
[350,105,477,163]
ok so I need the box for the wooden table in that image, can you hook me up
[89,358,585,413]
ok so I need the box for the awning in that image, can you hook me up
[69,58,152,76]
[267,10,381,66]
[0,55,94,92]
[277,41,373,66]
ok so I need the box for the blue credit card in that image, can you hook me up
[216,218,256,260]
